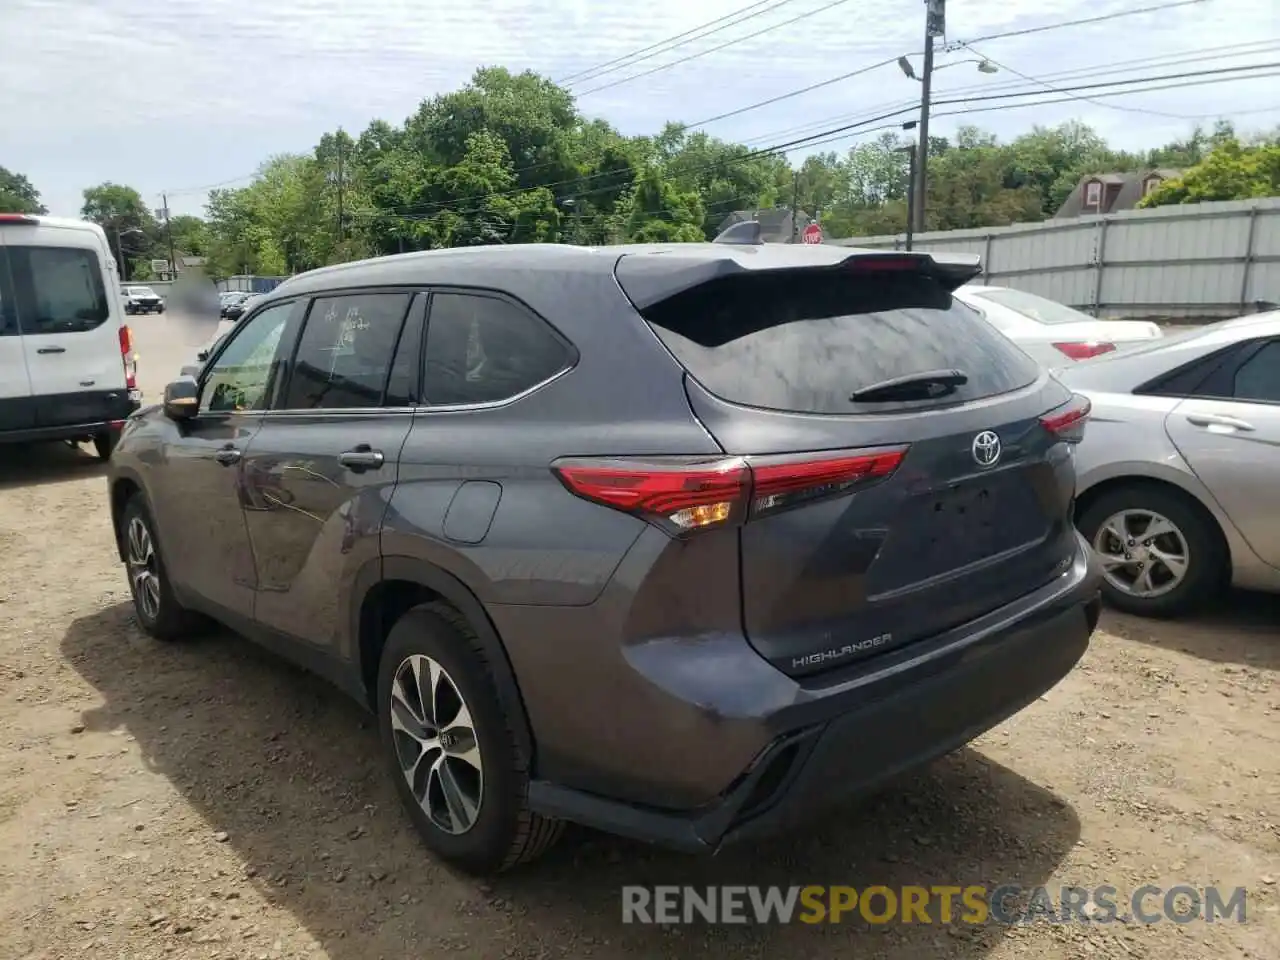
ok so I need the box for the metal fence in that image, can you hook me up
[833,197,1280,320]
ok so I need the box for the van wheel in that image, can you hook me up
[377,603,563,875]
[93,432,118,461]
[119,497,204,641]
[1078,484,1226,618]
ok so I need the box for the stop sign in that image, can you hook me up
[801,223,823,244]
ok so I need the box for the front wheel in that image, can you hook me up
[376,603,563,875]
[1078,485,1226,618]
[118,497,203,640]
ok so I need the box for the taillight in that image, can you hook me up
[0,213,37,224]
[551,446,908,535]
[1040,394,1091,443]
[118,325,137,390]
[1052,341,1115,361]
[845,255,922,273]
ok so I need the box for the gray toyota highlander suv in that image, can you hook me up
[107,241,1102,875]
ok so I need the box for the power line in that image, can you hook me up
[951,0,1207,49]
[369,60,1278,218]
[356,67,1279,224]
[736,39,1280,144]
[163,3,1225,209]
[575,0,860,97]
[680,0,1211,128]
[556,0,793,85]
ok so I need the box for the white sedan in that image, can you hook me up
[953,284,1162,367]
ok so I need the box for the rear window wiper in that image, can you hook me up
[849,369,969,403]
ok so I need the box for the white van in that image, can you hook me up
[0,213,141,459]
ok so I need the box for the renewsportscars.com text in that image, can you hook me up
[621,884,1248,925]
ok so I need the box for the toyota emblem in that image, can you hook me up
[972,430,1001,468]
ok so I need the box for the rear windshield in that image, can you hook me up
[5,245,111,334]
[967,287,1091,325]
[639,269,1041,414]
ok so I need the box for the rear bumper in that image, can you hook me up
[0,389,140,444]
[525,532,1101,852]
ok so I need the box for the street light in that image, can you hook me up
[896,121,918,251]
[114,226,145,281]
[898,41,999,235]
[897,56,997,80]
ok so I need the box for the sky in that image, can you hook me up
[2,0,1277,219]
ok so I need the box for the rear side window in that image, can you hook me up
[6,245,111,334]
[281,293,413,410]
[640,269,1040,414]
[0,250,17,337]
[1232,340,1280,402]
[423,293,570,406]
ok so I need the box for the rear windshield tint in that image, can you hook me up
[6,245,111,334]
[639,268,1041,414]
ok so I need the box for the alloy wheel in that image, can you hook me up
[389,654,484,835]
[1091,509,1190,599]
[126,516,162,620]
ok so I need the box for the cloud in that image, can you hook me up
[2,0,1275,216]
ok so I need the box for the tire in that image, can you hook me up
[1078,484,1226,618]
[119,496,204,641]
[376,602,563,875]
[92,431,118,461]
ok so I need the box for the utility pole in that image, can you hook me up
[903,144,918,251]
[114,225,128,282]
[791,169,801,243]
[161,193,177,281]
[914,0,945,234]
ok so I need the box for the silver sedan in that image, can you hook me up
[1058,310,1280,617]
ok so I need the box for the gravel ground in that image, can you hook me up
[1,314,1277,960]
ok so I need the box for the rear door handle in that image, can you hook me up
[338,445,385,472]
[36,346,66,354]
[1185,413,1255,432]
[214,446,242,466]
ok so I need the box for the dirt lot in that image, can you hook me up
[1,314,1278,959]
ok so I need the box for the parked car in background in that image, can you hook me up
[219,291,250,318]
[123,285,166,315]
[954,285,1162,367]
[222,293,257,322]
[108,243,1101,875]
[1059,310,1280,617]
[0,213,140,459]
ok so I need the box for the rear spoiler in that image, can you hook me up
[616,248,983,310]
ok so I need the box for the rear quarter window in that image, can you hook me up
[6,245,111,334]
[639,268,1041,415]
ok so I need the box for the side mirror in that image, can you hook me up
[163,377,200,421]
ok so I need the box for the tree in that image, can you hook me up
[82,182,160,278]
[621,167,705,243]
[1140,137,1280,208]
[0,166,46,214]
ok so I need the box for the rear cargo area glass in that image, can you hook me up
[640,270,1040,415]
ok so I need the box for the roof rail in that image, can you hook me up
[712,220,763,245]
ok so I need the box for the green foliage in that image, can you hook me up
[1138,135,1280,208]
[67,74,1275,272]
[0,166,46,214]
